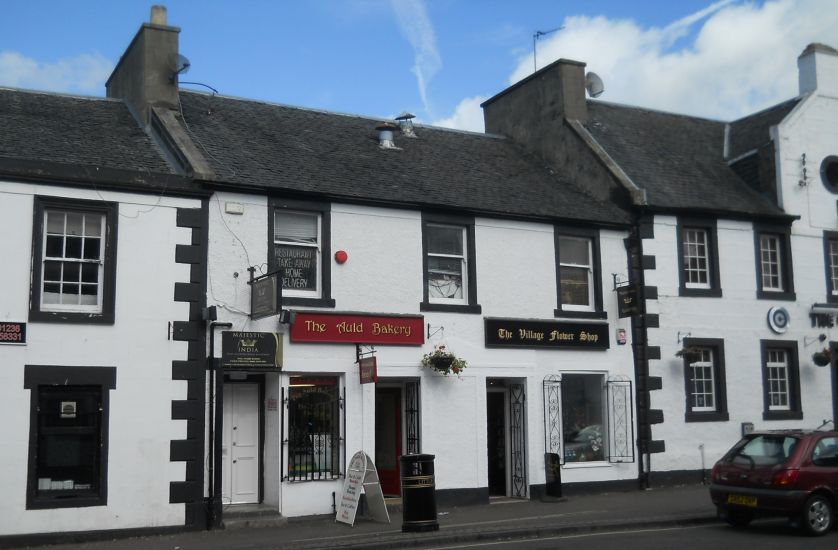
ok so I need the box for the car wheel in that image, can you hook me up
[800,494,833,536]
[725,508,754,529]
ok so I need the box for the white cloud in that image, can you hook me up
[391,0,442,117]
[508,0,838,121]
[437,0,838,130]
[432,95,487,132]
[0,50,112,94]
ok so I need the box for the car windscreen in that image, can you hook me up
[727,435,800,467]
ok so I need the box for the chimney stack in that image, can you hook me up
[106,5,181,125]
[798,43,838,96]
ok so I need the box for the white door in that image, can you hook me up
[222,383,260,504]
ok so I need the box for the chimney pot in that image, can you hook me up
[151,5,168,25]
[375,122,399,149]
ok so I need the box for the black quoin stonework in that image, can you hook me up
[169,201,209,528]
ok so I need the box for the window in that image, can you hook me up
[823,231,838,303]
[677,218,721,297]
[555,227,605,319]
[286,377,342,481]
[421,213,480,313]
[561,373,605,462]
[761,340,802,420]
[754,224,795,300]
[268,199,334,308]
[682,338,728,422]
[24,365,116,509]
[30,197,117,323]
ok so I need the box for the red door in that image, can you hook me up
[375,387,402,496]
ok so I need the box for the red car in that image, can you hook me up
[709,429,838,536]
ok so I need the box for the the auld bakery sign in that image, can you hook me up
[221,331,282,369]
[485,318,609,350]
[291,313,424,345]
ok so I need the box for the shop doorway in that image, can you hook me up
[375,387,402,496]
[486,379,527,498]
[222,382,261,505]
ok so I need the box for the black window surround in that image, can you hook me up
[682,337,729,422]
[268,197,335,308]
[823,230,838,304]
[29,196,118,324]
[420,212,481,314]
[753,223,795,301]
[760,340,802,421]
[554,225,606,320]
[24,365,116,509]
[677,217,722,298]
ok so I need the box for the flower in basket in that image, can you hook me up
[675,346,703,363]
[420,345,468,376]
[812,348,832,367]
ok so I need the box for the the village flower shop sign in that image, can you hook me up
[484,318,609,350]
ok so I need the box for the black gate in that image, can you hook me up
[405,381,421,454]
[509,383,527,498]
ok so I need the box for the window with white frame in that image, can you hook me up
[682,338,728,422]
[683,228,710,288]
[561,373,605,462]
[273,210,321,297]
[426,223,467,303]
[30,197,117,324]
[688,348,716,411]
[765,349,790,410]
[558,237,594,310]
[761,340,801,420]
[41,210,106,310]
[759,234,783,291]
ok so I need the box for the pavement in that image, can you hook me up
[11,483,719,550]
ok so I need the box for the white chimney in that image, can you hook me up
[798,43,838,95]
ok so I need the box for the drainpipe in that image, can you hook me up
[207,318,231,529]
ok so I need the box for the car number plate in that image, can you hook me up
[727,494,757,507]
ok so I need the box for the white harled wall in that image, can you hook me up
[0,182,201,536]
[645,88,838,472]
[207,193,638,517]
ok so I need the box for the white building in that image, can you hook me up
[0,87,208,541]
[483,44,838,483]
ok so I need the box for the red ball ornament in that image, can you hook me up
[334,250,348,264]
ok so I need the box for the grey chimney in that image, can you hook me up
[106,5,181,125]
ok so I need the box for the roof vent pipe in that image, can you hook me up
[376,122,399,149]
[395,112,417,138]
[150,5,168,25]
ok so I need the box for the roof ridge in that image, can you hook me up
[0,86,122,103]
[178,89,500,139]
[587,99,727,124]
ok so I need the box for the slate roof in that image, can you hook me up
[177,91,631,225]
[727,98,801,160]
[584,100,788,218]
[0,88,174,176]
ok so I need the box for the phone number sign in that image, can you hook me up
[0,322,26,345]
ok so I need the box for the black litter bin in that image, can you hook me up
[400,453,439,532]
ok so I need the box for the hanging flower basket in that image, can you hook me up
[675,346,703,364]
[812,348,832,367]
[421,345,468,376]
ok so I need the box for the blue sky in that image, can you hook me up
[1,1,835,131]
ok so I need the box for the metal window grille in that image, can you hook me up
[284,381,344,481]
[606,378,635,463]
[405,381,421,454]
[509,383,527,498]
[542,375,563,464]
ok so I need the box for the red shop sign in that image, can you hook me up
[359,356,378,384]
[291,313,424,345]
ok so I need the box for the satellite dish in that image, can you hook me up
[168,53,191,76]
[585,72,604,98]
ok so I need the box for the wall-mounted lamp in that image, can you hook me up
[677,331,691,344]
